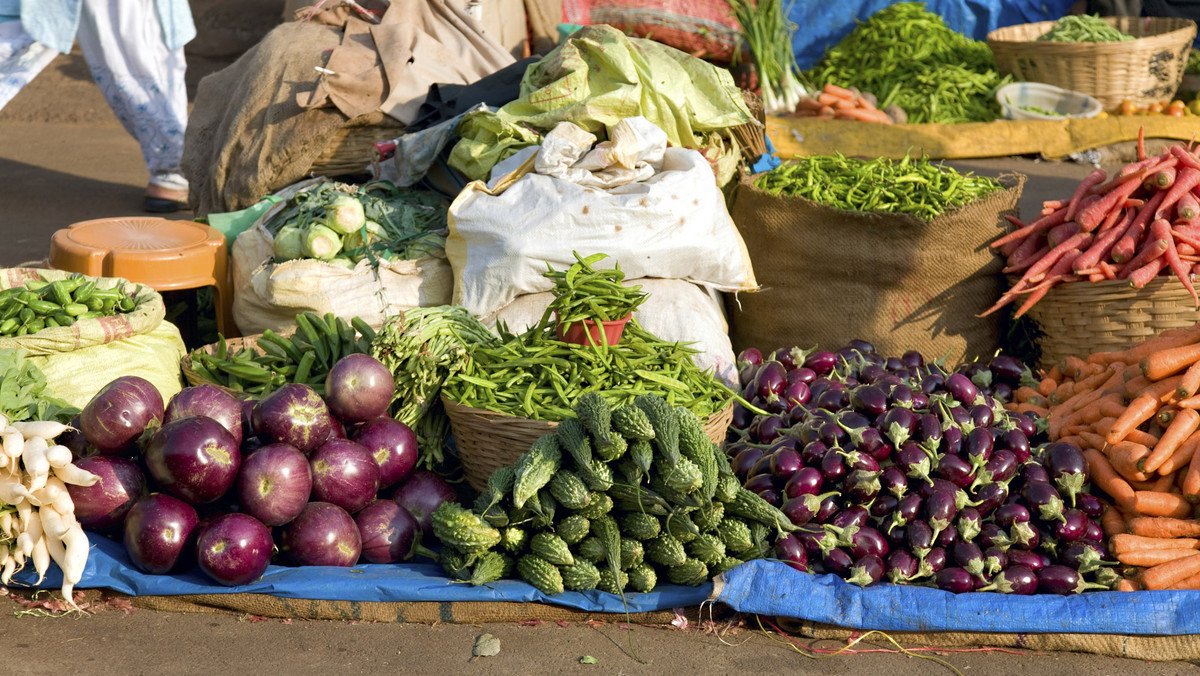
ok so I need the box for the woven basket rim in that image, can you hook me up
[986,16,1197,47]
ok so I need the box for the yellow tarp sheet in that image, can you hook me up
[766,116,1200,160]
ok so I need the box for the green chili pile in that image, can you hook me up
[805,2,1009,124]
[545,252,647,326]
[1037,14,1134,43]
[754,154,1003,219]
[442,322,735,422]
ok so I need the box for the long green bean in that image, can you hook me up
[805,2,1009,124]
[754,153,1003,219]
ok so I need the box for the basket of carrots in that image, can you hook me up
[985,134,1200,370]
[1011,324,1200,590]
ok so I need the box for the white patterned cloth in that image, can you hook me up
[0,0,189,184]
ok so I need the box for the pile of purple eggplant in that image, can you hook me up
[727,341,1119,594]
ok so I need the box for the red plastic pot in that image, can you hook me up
[555,313,632,347]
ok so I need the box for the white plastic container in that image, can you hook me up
[996,82,1104,121]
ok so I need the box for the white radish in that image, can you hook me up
[33,477,74,517]
[31,535,49,584]
[51,461,99,487]
[0,510,11,538]
[10,420,69,441]
[0,477,36,506]
[16,499,31,530]
[0,547,13,584]
[21,436,49,492]
[16,531,33,558]
[21,511,40,554]
[1,430,23,458]
[44,444,72,469]
[38,505,73,541]
[60,523,88,585]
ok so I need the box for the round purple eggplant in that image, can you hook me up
[782,491,840,527]
[804,351,838,376]
[941,426,963,457]
[924,547,948,575]
[969,481,1009,516]
[775,533,809,572]
[849,526,889,560]
[783,467,825,499]
[1021,481,1067,523]
[815,495,841,522]
[1021,463,1051,485]
[935,567,976,593]
[1038,564,1107,595]
[965,427,994,468]
[846,554,885,587]
[732,446,765,477]
[1062,540,1107,574]
[1076,493,1106,520]
[895,442,933,484]
[907,520,934,557]
[925,489,959,539]
[880,466,909,498]
[978,565,1037,594]
[952,540,986,578]
[983,546,1008,576]
[1044,442,1090,508]
[979,522,1014,550]
[999,429,1032,464]
[1083,518,1104,543]
[1053,509,1090,542]
[946,373,981,406]
[851,385,889,417]
[886,549,920,583]
[770,448,804,479]
[994,503,1031,528]
[936,454,976,489]
[843,469,882,504]
[871,493,900,519]
[1005,548,1044,572]
[896,493,923,526]
[957,507,982,542]
[830,505,870,531]
[824,547,854,575]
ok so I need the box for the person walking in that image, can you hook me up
[0,0,195,212]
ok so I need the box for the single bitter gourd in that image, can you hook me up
[692,501,725,532]
[627,562,658,593]
[575,536,607,564]
[469,551,512,586]
[560,560,602,591]
[667,558,710,586]
[716,518,754,553]
[711,555,744,576]
[512,435,562,509]
[431,503,501,553]
[645,533,688,567]
[500,526,529,554]
[612,405,656,441]
[664,511,699,544]
[620,512,661,541]
[597,567,629,594]
[619,538,645,570]
[517,554,565,595]
[687,533,726,566]
[548,470,591,510]
[530,532,575,566]
[555,514,591,545]
[556,417,593,468]
[575,491,613,519]
[634,394,679,465]
[575,392,617,453]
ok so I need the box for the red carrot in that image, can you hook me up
[1098,201,1129,233]
[1139,126,1147,161]
[1130,258,1169,288]
[1158,167,1200,220]
[992,209,1067,248]
[1160,219,1200,307]
[1003,245,1050,274]
[1178,192,1199,223]
[1172,145,1200,171]
[1043,199,1066,210]
[1154,166,1179,190]
[1117,230,1168,278]
[1093,153,1173,194]
[1047,221,1082,248]
[1074,208,1132,272]
[1079,173,1150,231]
[1067,169,1107,222]
[1100,260,1118,279]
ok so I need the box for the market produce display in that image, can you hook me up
[266,181,446,268]
[0,273,135,336]
[1014,327,1200,590]
[1037,14,1134,43]
[434,392,793,594]
[986,139,1200,317]
[65,357,449,587]
[804,2,1010,124]
[186,312,375,397]
[753,154,1002,219]
[725,341,1121,593]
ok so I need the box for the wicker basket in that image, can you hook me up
[1023,276,1200,371]
[444,395,736,492]
[181,331,293,398]
[987,17,1197,109]
[309,125,403,176]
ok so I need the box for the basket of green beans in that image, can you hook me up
[987,16,1196,110]
[545,252,647,347]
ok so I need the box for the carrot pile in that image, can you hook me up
[791,83,897,124]
[983,133,1200,319]
[1012,323,1200,590]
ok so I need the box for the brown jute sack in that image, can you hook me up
[727,173,1025,362]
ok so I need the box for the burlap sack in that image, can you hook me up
[0,269,185,407]
[727,173,1025,363]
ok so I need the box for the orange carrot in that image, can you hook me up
[1125,375,1152,399]
[1107,441,1153,482]
[1140,552,1200,589]
[1058,434,1085,448]
[1119,548,1200,567]
[1085,448,1136,509]
[1145,408,1200,473]
[1151,472,1177,493]
[1116,578,1142,591]
[1061,356,1090,380]
[1157,429,1200,476]
[1131,490,1195,518]
[1038,377,1058,397]
[1149,375,1187,403]
[1093,325,1200,367]
[1108,393,1162,445]
[1169,571,1200,589]
[1128,516,1200,538]
[1059,369,1123,413]
[1184,442,1200,503]
[822,83,857,101]
[1110,533,1200,554]
[1101,503,1130,536]
[1050,381,1077,405]
[1126,429,1162,448]
[1142,343,1200,381]
[1078,431,1108,450]
[1099,397,1129,419]
[1014,386,1041,404]
[1180,358,1200,399]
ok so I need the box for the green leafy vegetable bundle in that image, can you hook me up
[0,349,77,423]
[805,2,1010,124]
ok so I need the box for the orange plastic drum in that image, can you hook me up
[47,217,237,337]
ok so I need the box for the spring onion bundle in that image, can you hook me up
[727,0,806,115]
[1037,14,1134,43]
[806,2,1009,124]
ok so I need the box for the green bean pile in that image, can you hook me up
[805,2,1009,124]
[442,322,734,422]
[1037,14,1133,43]
[754,154,1003,220]
[545,252,647,325]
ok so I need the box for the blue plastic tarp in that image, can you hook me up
[791,1,1077,70]
[12,533,710,613]
[717,560,1200,635]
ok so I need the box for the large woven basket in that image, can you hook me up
[1023,276,1200,370]
[443,395,735,492]
[987,17,1197,109]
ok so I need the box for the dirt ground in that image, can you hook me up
[4,46,1200,676]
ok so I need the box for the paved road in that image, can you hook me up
[2,49,1198,676]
